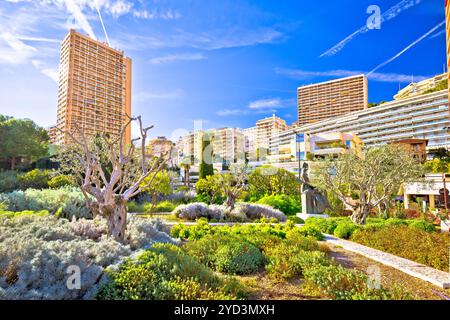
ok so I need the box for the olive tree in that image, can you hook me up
[217,162,251,209]
[312,145,425,225]
[57,116,170,241]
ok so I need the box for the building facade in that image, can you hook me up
[394,73,447,100]
[176,128,245,166]
[255,114,288,151]
[176,131,202,165]
[297,74,368,126]
[267,129,362,172]
[46,125,58,145]
[389,138,428,163]
[211,128,245,165]
[243,126,258,161]
[296,90,450,153]
[55,29,132,145]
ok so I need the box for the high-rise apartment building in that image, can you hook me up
[211,128,245,164]
[176,128,245,166]
[297,89,449,152]
[243,126,258,161]
[256,114,288,150]
[55,29,132,145]
[46,125,58,145]
[297,74,368,126]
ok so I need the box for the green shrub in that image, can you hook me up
[287,216,304,224]
[264,234,324,281]
[305,217,344,234]
[171,220,290,250]
[248,165,299,200]
[183,234,228,269]
[96,243,245,300]
[385,218,408,227]
[256,195,301,215]
[298,225,324,241]
[152,200,176,213]
[0,209,49,218]
[18,169,52,190]
[215,241,265,275]
[351,226,449,271]
[303,263,413,300]
[333,221,359,239]
[195,175,224,205]
[408,220,435,233]
[48,174,75,188]
[304,264,370,300]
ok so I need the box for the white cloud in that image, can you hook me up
[16,36,59,43]
[216,109,249,116]
[133,9,181,20]
[248,98,283,110]
[109,0,133,18]
[275,68,430,83]
[62,0,97,40]
[0,32,37,64]
[150,53,206,64]
[217,97,293,117]
[122,27,283,51]
[32,60,59,82]
[320,0,422,57]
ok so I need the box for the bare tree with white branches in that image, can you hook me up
[57,115,170,241]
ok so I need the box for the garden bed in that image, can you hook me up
[304,217,449,272]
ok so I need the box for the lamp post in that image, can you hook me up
[295,130,302,195]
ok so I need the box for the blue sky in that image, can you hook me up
[0,0,446,140]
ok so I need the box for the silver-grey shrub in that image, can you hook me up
[173,202,226,221]
[0,186,90,219]
[232,203,287,222]
[173,202,287,222]
[0,215,176,300]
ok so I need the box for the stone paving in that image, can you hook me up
[323,234,450,289]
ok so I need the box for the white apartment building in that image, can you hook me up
[176,128,245,167]
[243,126,258,161]
[211,128,245,165]
[297,90,450,152]
[256,114,288,150]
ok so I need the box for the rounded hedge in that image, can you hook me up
[408,220,435,233]
[333,222,358,239]
[215,241,265,275]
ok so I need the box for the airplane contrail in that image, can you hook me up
[368,20,445,76]
[320,0,421,58]
[95,5,111,47]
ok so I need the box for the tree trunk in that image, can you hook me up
[105,199,128,241]
[10,156,16,170]
[226,192,236,210]
[351,204,370,225]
